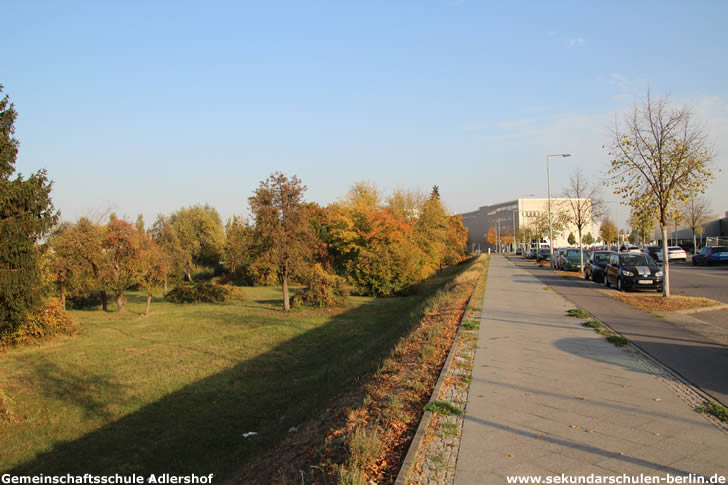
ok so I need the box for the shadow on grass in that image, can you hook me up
[7,263,473,478]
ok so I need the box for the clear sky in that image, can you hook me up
[3,0,727,230]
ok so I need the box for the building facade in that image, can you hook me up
[460,198,597,251]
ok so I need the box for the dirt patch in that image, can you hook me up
[609,294,722,313]
[554,270,583,278]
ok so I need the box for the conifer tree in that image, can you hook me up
[0,85,58,337]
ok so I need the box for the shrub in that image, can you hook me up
[1,298,79,346]
[164,283,244,303]
[66,292,104,310]
[293,264,349,308]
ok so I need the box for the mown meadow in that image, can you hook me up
[0,262,472,479]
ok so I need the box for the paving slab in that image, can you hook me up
[455,256,728,485]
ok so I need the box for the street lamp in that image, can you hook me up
[547,153,571,268]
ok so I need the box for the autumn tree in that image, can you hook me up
[415,186,449,271]
[249,172,316,311]
[600,218,618,246]
[567,232,576,246]
[629,205,656,246]
[386,187,425,222]
[137,235,167,316]
[0,85,59,337]
[682,195,710,252]
[149,215,185,293]
[48,219,105,308]
[561,169,602,270]
[443,215,468,265]
[102,219,145,312]
[608,91,715,296]
[224,215,253,275]
[582,232,594,246]
[169,204,225,281]
[486,226,497,246]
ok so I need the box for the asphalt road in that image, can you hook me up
[666,262,728,303]
[510,256,728,407]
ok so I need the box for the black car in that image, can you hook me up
[643,246,661,261]
[692,246,728,266]
[584,250,615,283]
[604,253,663,292]
[536,248,551,262]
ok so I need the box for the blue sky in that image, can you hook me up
[3,0,727,229]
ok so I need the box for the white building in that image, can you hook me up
[460,197,598,251]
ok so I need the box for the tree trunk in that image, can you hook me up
[186,271,193,282]
[282,268,290,311]
[693,231,697,255]
[116,292,125,312]
[59,282,66,309]
[144,293,152,316]
[661,226,670,297]
[578,228,584,273]
[101,291,108,312]
[163,277,168,295]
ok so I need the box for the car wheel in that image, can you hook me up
[584,271,590,281]
[604,274,610,288]
[617,278,623,292]
[692,259,696,266]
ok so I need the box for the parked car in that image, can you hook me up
[536,248,551,262]
[692,246,728,266]
[516,248,523,255]
[558,248,589,272]
[525,248,537,259]
[553,248,567,269]
[642,246,661,261]
[604,252,664,292]
[620,245,642,253]
[584,251,615,283]
[656,246,688,262]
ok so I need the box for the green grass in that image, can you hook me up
[605,334,631,347]
[567,308,592,319]
[582,320,603,329]
[696,401,728,423]
[0,263,474,478]
[424,400,464,416]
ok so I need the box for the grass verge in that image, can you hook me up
[423,400,464,416]
[696,401,728,423]
[608,294,722,313]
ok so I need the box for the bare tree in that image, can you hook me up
[561,169,602,271]
[607,91,715,296]
[682,195,711,253]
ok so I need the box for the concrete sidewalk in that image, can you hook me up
[455,256,728,484]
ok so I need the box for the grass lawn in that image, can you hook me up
[0,264,469,478]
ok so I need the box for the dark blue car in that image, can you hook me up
[692,246,728,266]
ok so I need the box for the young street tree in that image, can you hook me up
[629,205,657,247]
[249,172,315,311]
[0,85,58,337]
[561,169,602,271]
[608,92,715,296]
[682,195,710,253]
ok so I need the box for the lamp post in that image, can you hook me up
[547,154,571,268]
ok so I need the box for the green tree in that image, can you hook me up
[567,232,576,245]
[0,85,59,337]
[137,234,166,316]
[170,204,225,281]
[249,172,316,311]
[582,232,594,246]
[608,91,715,296]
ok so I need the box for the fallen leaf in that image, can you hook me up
[570,425,581,429]
[654,398,661,402]
[504,453,514,458]
[618,452,624,456]
[577,397,585,400]
[478,395,485,398]
[585,429,594,433]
